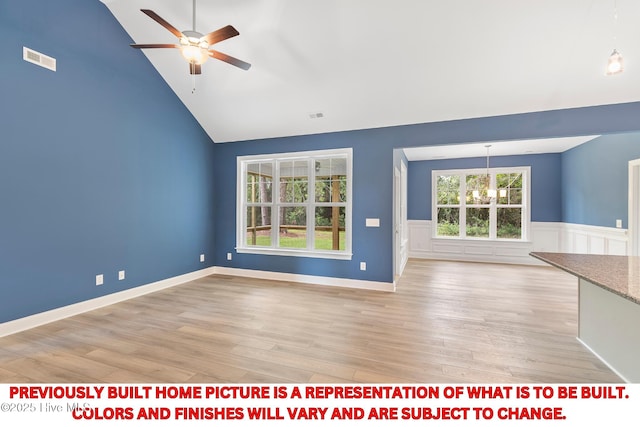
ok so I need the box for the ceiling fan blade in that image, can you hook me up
[209,50,251,70]
[140,9,184,39]
[189,63,202,75]
[203,25,239,46]
[130,44,180,49]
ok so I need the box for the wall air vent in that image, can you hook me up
[23,47,56,72]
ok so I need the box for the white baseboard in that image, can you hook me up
[577,337,629,383]
[0,266,394,337]
[213,266,396,293]
[0,267,216,338]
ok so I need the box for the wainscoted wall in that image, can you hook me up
[559,222,628,255]
[408,220,628,264]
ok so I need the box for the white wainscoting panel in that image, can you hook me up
[561,223,628,255]
[408,220,536,265]
[408,220,628,265]
[530,222,562,253]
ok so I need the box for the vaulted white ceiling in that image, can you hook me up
[101,0,640,144]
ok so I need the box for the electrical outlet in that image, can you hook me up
[227,252,232,261]
[360,262,367,271]
[118,270,125,281]
[96,274,104,286]
[200,254,205,262]
[616,219,622,228]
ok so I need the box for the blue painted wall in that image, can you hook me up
[561,132,640,228]
[407,154,562,222]
[213,131,394,283]
[4,0,640,323]
[0,0,216,323]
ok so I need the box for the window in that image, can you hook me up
[237,148,352,259]
[433,167,529,240]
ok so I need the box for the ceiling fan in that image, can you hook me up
[130,0,251,75]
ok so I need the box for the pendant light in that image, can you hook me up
[606,0,623,75]
[607,49,623,75]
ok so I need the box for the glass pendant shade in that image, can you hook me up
[606,49,623,75]
[181,45,209,65]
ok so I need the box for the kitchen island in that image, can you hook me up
[530,252,640,382]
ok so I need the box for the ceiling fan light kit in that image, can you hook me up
[180,31,210,65]
[130,0,250,75]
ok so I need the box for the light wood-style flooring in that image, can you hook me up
[0,259,621,383]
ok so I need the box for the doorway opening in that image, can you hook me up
[628,158,640,256]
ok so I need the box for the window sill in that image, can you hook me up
[236,247,353,260]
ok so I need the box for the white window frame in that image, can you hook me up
[432,166,531,241]
[236,148,353,260]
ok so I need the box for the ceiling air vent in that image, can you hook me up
[23,47,56,72]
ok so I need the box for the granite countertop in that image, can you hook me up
[530,252,640,305]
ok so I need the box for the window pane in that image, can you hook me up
[497,173,523,205]
[497,208,522,239]
[315,158,347,202]
[466,174,490,204]
[279,207,307,248]
[466,208,489,238]
[246,163,273,203]
[280,160,308,203]
[436,175,460,205]
[436,207,459,236]
[246,206,271,246]
[509,188,523,204]
[315,179,331,203]
[315,206,345,250]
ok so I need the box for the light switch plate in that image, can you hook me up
[366,218,380,227]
